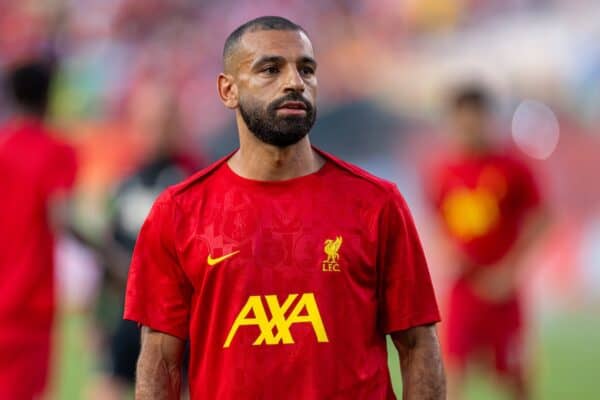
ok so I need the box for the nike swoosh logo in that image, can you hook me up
[207,250,240,266]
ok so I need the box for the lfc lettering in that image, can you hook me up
[224,293,329,348]
[322,236,342,272]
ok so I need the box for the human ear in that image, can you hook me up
[217,73,239,109]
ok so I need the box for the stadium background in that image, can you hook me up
[1,0,599,398]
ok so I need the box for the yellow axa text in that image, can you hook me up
[223,292,329,348]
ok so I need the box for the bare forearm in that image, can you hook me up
[504,209,549,265]
[399,340,445,399]
[136,352,181,399]
[136,327,184,400]
[393,325,446,400]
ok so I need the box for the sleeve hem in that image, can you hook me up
[124,312,188,341]
[382,311,442,335]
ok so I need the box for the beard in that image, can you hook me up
[238,92,316,148]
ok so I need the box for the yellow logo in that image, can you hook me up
[207,250,240,266]
[441,187,500,240]
[223,293,329,348]
[322,236,342,272]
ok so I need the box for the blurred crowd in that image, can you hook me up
[0,0,599,399]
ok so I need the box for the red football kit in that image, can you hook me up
[125,149,440,399]
[429,150,541,374]
[430,151,540,267]
[0,118,77,398]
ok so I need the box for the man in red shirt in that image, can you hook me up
[125,16,445,399]
[427,86,545,399]
[0,60,77,398]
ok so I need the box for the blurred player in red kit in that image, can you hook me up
[427,85,546,399]
[0,60,77,399]
[124,16,445,400]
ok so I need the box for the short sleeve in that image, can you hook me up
[124,190,193,340]
[45,141,78,196]
[377,186,441,334]
[421,159,445,210]
[515,159,541,212]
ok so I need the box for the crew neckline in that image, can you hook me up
[222,151,331,187]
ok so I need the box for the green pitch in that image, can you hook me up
[52,311,600,399]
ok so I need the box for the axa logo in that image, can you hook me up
[322,236,342,272]
[223,293,329,348]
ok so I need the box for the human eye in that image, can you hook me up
[300,65,315,76]
[261,65,279,75]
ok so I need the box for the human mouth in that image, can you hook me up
[276,101,308,116]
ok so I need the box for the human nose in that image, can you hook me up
[283,66,305,92]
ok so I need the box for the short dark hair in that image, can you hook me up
[5,60,54,116]
[223,16,306,71]
[450,84,492,111]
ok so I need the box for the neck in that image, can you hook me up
[459,131,491,156]
[228,117,324,181]
[14,111,44,122]
[464,140,492,156]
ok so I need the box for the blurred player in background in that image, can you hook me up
[0,60,77,399]
[88,83,200,400]
[427,85,546,399]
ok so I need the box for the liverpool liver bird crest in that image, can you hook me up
[323,236,343,263]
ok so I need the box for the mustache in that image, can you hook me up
[269,93,313,113]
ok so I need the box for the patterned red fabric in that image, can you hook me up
[125,148,440,399]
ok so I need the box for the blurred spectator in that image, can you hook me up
[86,81,201,400]
[424,85,548,400]
[0,59,78,399]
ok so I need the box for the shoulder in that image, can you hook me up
[490,149,536,180]
[29,128,77,170]
[156,152,232,208]
[316,147,400,200]
[315,148,418,227]
[47,136,77,162]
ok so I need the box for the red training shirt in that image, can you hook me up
[428,150,541,266]
[0,118,77,343]
[125,148,440,400]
